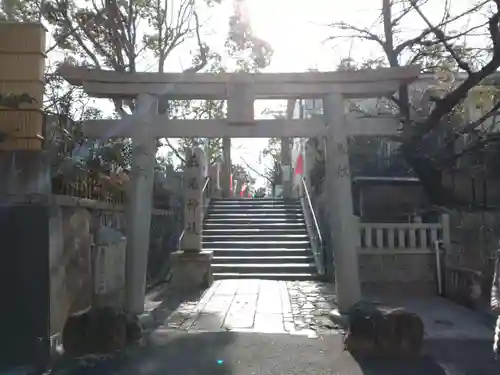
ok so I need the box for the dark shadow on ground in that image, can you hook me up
[423,338,500,375]
[50,331,236,375]
[348,353,445,375]
[141,283,207,333]
[45,333,500,375]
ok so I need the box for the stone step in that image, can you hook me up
[210,208,302,213]
[211,202,291,206]
[207,213,304,218]
[204,222,306,229]
[214,197,290,202]
[213,255,314,264]
[206,248,312,257]
[210,202,300,208]
[203,228,308,235]
[210,201,301,206]
[212,262,316,274]
[203,234,310,242]
[205,218,305,224]
[202,198,316,280]
[208,208,303,213]
[212,272,317,281]
[203,240,311,249]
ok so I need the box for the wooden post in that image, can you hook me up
[323,92,361,313]
[182,147,205,251]
[124,94,157,315]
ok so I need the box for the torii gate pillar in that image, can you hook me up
[324,93,361,313]
[124,94,158,315]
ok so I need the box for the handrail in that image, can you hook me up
[178,176,211,250]
[301,176,323,246]
[202,176,211,194]
[300,176,325,276]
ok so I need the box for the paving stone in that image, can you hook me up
[224,294,258,329]
[283,280,342,336]
[190,312,225,331]
[254,313,285,333]
[156,279,342,337]
[257,291,283,314]
[202,295,234,314]
[178,314,198,330]
[315,301,333,310]
[224,312,256,330]
[236,280,260,294]
[214,280,239,295]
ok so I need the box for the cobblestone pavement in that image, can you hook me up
[147,279,341,336]
[286,280,341,334]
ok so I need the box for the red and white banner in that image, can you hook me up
[240,183,247,197]
[295,153,304,175]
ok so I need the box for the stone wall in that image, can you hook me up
[48,195,181,336]
[443,210,500,309]
[358,252,437,296]
[49,200,94,336]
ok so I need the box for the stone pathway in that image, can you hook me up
[286,280,340,334]
[150,279,341,337]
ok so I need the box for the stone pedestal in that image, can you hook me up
[169,250,213,291]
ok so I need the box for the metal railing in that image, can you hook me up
[177,176,212,250]
[300,176,326,275]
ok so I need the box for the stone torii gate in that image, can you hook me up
[60,65,420,315]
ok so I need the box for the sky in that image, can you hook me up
[186,0,476,188]
[160,0,389,188]
[47,0,484,189]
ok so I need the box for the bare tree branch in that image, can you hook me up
[164,139,185,163]
[327,22,385,48]
[239,156,273,184]
[182,11,208,73]
[409,0,472,74]
[432,100,500,159]
[418,7,500,140]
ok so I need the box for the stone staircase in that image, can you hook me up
[202,198,318,280]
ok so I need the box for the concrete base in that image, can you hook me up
[169,250,213,292]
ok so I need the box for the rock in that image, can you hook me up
[378,307,424,358]
[62,307,138,357]
[62,310,91,357]
[343,303,380,355]
[126,316,144,343]
[343,302,424,359]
